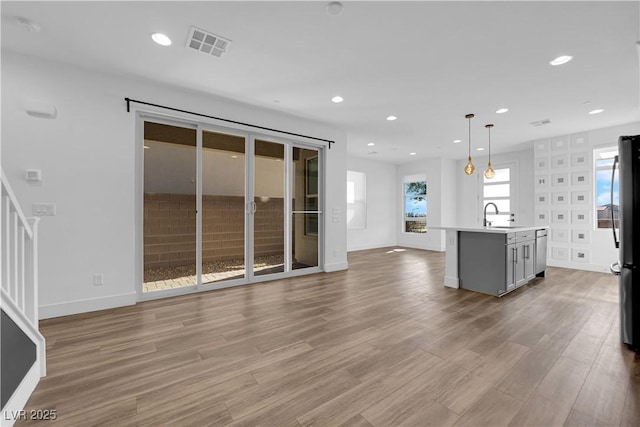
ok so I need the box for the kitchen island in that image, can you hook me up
[433,226,549,296]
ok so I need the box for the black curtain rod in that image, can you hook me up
[125,97,334,148]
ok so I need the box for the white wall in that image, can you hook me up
[440,158,458,227]
[456,148,535,226]
[1,51,347,318]
[346,156,396,251]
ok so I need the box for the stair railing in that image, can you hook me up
[1,170,45,375]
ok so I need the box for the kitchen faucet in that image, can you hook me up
[483,202,499,227]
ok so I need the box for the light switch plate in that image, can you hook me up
[25,169,42,182]
[33,203,56,216]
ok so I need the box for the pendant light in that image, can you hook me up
[484,124,495,179]
[464,113,475,175]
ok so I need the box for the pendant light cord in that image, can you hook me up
[487,125,491,161]
[465,113,474,157]
[468,117,471,155]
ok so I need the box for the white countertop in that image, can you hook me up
[432,225,549,234]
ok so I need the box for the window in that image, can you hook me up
[594,146,619,229]
[482,166,512,226]
[404,180,426,233]
[347,171,366,230]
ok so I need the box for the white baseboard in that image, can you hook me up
[546,261,612,274]
[1,362,40,427]
[444,276,460,288]
[39,292,137,319]
[324,261,348,272]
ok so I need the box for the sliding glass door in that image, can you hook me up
[143,121,197,293]
[253,139,286,277]
[141,117,323,295]
[201,129,246,284]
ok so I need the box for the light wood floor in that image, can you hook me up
[18,247,640,426]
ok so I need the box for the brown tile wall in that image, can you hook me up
[144,193,284,270]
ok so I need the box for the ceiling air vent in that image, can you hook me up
[187,26,231,57]
[530,119,551,127]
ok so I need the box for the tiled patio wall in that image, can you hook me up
[144,193,284,271]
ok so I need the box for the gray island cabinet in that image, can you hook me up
[459,230,540,296]
[432,226,549,297]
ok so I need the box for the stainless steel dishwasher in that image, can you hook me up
[535,229,548,277]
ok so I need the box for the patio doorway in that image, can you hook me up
[140,117,323,296]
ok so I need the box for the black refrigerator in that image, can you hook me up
[611,135,640,352]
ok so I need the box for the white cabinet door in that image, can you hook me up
[515,244,526,286]
[506,244,517,292]
[523,242,536,281]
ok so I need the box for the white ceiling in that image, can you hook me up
[2,1,639,163]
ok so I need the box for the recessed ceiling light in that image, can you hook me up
[496,108,509,114]
[367,142,375,146]
[588,109,604,115]
[386,115,397,121]
[453,139,462,144]
[409,152,417,156]
[550,55,573,66]
[477,147,485,151]
[331,95,344,103]
[151,33,172,46]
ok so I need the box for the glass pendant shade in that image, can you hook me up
[464,113,475,175]
[465,157,475,175]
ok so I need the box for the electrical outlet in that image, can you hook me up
[332,250,338,258]
[33,203,56,216]
[93,274,104,286]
